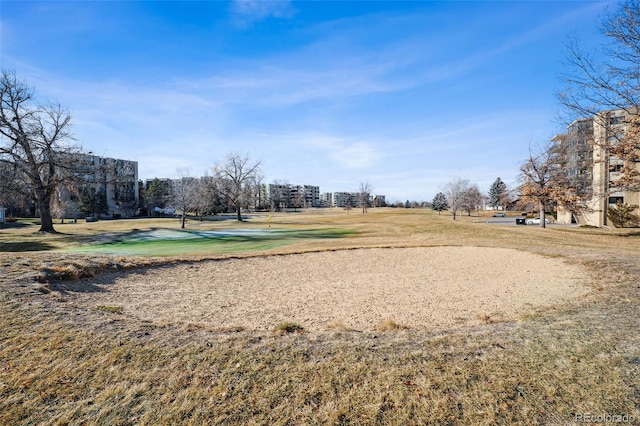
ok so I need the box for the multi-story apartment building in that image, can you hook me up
[268,185,384,209]
[319,192,385,208]
[554,109,640,226]
[57,153,139,218]
[268,183,291,210]
[291,185,320,208]
[267,183,320,208]
[319,192,333,207]
[332,192,355,208]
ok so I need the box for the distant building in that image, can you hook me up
[267,183,320,208]
[144,178,172,189]
[373,195,386,207]
[319,192,333,207]
[332,192,355,208]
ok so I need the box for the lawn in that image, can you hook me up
[1,208,639,424]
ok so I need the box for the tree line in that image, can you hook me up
[142,154,263,229]
[430,176,511,220]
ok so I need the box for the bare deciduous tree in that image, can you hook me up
[358,181,374,214]
[169,168,198,229]
[518,143,565,228]
[191,173,214,220]
[215,152,261,221]
[0,158,26,216]
[443,177,470,220]
[612,113,640,192]
[269,179,290,212]
[461,183,483,216]
[0,70,81,233]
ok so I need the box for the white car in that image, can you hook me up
[526,217,550,225]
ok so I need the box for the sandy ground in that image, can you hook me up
[67,247,591,331]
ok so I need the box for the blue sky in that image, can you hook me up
[1,0,614,202]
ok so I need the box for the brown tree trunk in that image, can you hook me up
[36,190,56,233]
[539,201,546,229]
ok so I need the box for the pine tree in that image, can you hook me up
[488,177,507,210]
[607,200,640,228]
[79,187,108,218]
[432,192,448,215]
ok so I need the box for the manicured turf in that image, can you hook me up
[65,228,354,256]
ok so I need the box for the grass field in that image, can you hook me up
[1,209,639,424]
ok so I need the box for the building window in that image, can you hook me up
[609,196,624,205]
[609,115,626,125]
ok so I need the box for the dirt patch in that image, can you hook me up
[63,247,590,331]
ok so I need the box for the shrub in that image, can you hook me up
[273,322,304,335]
[607,200,640,228]
[374,318,408,332]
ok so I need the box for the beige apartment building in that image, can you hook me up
[56,153,139,219]
[554,109,640,226]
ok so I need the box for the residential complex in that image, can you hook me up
[267,184,384,209]
[554,109,640,226]
[267,184,320,208]
[56,153,139,219]
[3,149,385,220]
[318,192,385,208]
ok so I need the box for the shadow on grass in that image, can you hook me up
[49,280,108,294]
[615,230,640,237]
[0,221,34,230]
[183,228,354,241]
[0,241,56,252]
[73,227,356,255]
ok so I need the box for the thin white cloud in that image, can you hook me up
[180,56,408,108]
[301,135,381,170]
[230,0,294,26]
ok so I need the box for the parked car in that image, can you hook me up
[492,212,506,217]
[526,217,550,225]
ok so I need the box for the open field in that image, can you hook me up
[1,209,640,424]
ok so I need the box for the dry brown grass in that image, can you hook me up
[374,318,409,332]
[1,209,640,424]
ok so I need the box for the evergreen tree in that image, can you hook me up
[79,187,108,218]
[488,177,507,210]
[144,178,170,212]
[432,192,448,215]
[607,200,640,228]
